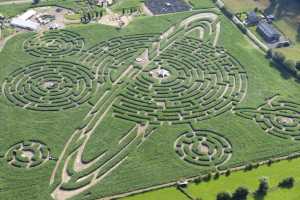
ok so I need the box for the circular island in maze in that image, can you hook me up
[113,37,248,125]
[5,141,50,169]
[23,30,84,58]
[3,60,95,111]
[175,130,232,167]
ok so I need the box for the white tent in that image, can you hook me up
[11,18,39,30]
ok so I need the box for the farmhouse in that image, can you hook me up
[256,21,280,43]
[145,0,191,15]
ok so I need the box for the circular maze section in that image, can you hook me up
[175,130,232,167]
[4,61,94,111]
[24,30,84,58]
[114,37,247,125]
[255,101,300,140]
[6,141,50,168]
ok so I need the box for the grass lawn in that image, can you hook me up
[223,0,257,13]
[187,0,215,9]
[186,158,300,200]
[111,0,143,12]
[122,187,188,200]
[121,158,300,200]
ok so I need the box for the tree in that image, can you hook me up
[232,186,249,200]
[225,169,231,176]
[214,171,220,179]
[278,177,295,188]
[32,0,40,4]
[216,191,231,200]
[284,59,297,72]
[297,24,300,42]
[273,51,285,64]
[256,177,269,196]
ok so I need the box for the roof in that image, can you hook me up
[19,9,37,21]
[257,21,280,37]
[11,18,39,30]
[145,0,191,15]
[247,11,259,22]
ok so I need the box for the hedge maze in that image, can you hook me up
[7,12,294,200]
[23,30,85,59]
[113,37,247,125]
[175,130,232,167]
[78,34,159,84]
[235,97,300,141]
[5,141,50,169]
[3,60,95,111]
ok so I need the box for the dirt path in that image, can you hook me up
[0,32,18,52]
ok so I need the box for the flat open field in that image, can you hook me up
[123,158,300,200]
[0,4,299,200]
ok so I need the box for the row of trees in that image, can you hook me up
[81,10,103,24]
[216,176,295,200]
[267,50,300,79]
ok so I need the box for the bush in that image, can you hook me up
[232,186,249,200]
[216,191,231,200]
[278,177,295,188]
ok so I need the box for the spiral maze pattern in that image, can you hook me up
[5,141,50,168]
[23,30,84,58]
[113,37,247,125]
[3,60,95,111]
[235,99,300,140]
[175,130,232,167]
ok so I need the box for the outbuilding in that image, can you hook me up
[257,21,281,43]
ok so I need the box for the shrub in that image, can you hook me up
[278,177,295,188]
[216,191,231,200]
[232,186,249,200]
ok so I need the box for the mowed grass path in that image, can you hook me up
[122,158,300,200]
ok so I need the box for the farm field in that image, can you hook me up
[122,158,300,200]
[0,1,299,200]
